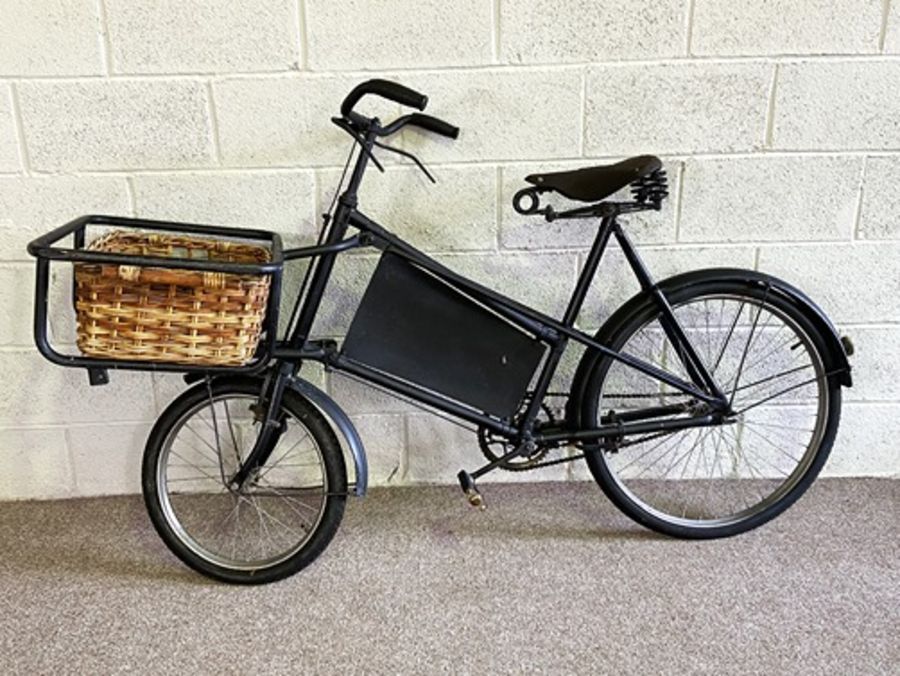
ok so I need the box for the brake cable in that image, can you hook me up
[284,130,358,340]
[331,117,385,173]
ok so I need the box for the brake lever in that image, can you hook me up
[373,139,436,184]
[331,117,385,173]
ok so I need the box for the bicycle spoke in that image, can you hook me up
[179,425,222,465]
[157,391,333,572]
[701,428,728,513]
[731,363,813,396]
[597,289,830,530]
[728,288,769,408]
[711,300,744,375]
[209,494,243,540]
[246,495,306,541]
[740,418,814,434]
[254,428,314,482]
[680,425,715,480]
[740,422,801,464]
[615,429,688,474]
[205,382,229,486]
[166,476,225,484]
[239,492,266,559]
[722,425,770,506]
[700,299,712,369]
[663,427,716,479]
[734,371,834,415]
[221,399,243,466]
[633,430,702,479]
[167,463,220,469]
[739,439,791,479]
[252,484,318,527]
[255,484,321,516]
[724,327,795,390]
[168,450,223,484]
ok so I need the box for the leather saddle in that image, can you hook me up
[524,155,662,203]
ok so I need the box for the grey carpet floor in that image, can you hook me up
[0,479,897,675]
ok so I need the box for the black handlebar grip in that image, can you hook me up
[341,79,428,117]
[408,113,460,140]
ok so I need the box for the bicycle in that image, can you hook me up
[28,79,854,584]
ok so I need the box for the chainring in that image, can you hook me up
[477,403,557,471]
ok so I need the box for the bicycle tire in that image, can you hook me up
[578,273,842,539]
[142,377,347,584]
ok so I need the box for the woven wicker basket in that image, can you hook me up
[74,230,272,366]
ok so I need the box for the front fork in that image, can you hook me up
[228,362,292,490]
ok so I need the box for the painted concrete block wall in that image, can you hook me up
[0,1,898,499]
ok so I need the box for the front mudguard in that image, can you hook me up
[182,372,369,496]
[287,376,368,496]
[565,267,853,428]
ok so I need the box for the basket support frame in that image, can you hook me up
[30,214,284,378]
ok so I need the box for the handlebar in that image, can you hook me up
[340,79,459,142]
[341,79,428,118]
[339,79,459,145]
[375,112,459,140]
[406,113,459,140]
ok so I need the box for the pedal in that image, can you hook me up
[464,488,485,510]
[457,470,486,511]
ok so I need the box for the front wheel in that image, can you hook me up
[579,275,842,539]
[142,377,347,584]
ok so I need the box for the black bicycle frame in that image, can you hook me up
[264,127,728,452]
[26,121,726,489]
[24,124,727,490]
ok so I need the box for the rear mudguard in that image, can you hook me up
[564,268,853,427]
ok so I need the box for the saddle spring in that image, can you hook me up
[513,167,670,220]
[629,169,669,207]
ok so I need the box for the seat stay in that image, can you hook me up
[613,222,727,404]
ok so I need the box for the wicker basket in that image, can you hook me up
[74,230,272,366]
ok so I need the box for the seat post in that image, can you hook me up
[561,213,616,328]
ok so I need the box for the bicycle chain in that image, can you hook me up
[476,392,692,471]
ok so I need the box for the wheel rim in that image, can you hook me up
[156,394,328,571]
[595,292,829,529]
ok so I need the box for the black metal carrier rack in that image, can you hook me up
[28,214,285,384]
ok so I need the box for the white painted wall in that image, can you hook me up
[1,0,898,499]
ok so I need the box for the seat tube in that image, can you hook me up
[518,216,615,432]
[562,216,615,327]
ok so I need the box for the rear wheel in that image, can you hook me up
[142,378,347,584]
[579,276,842,539]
